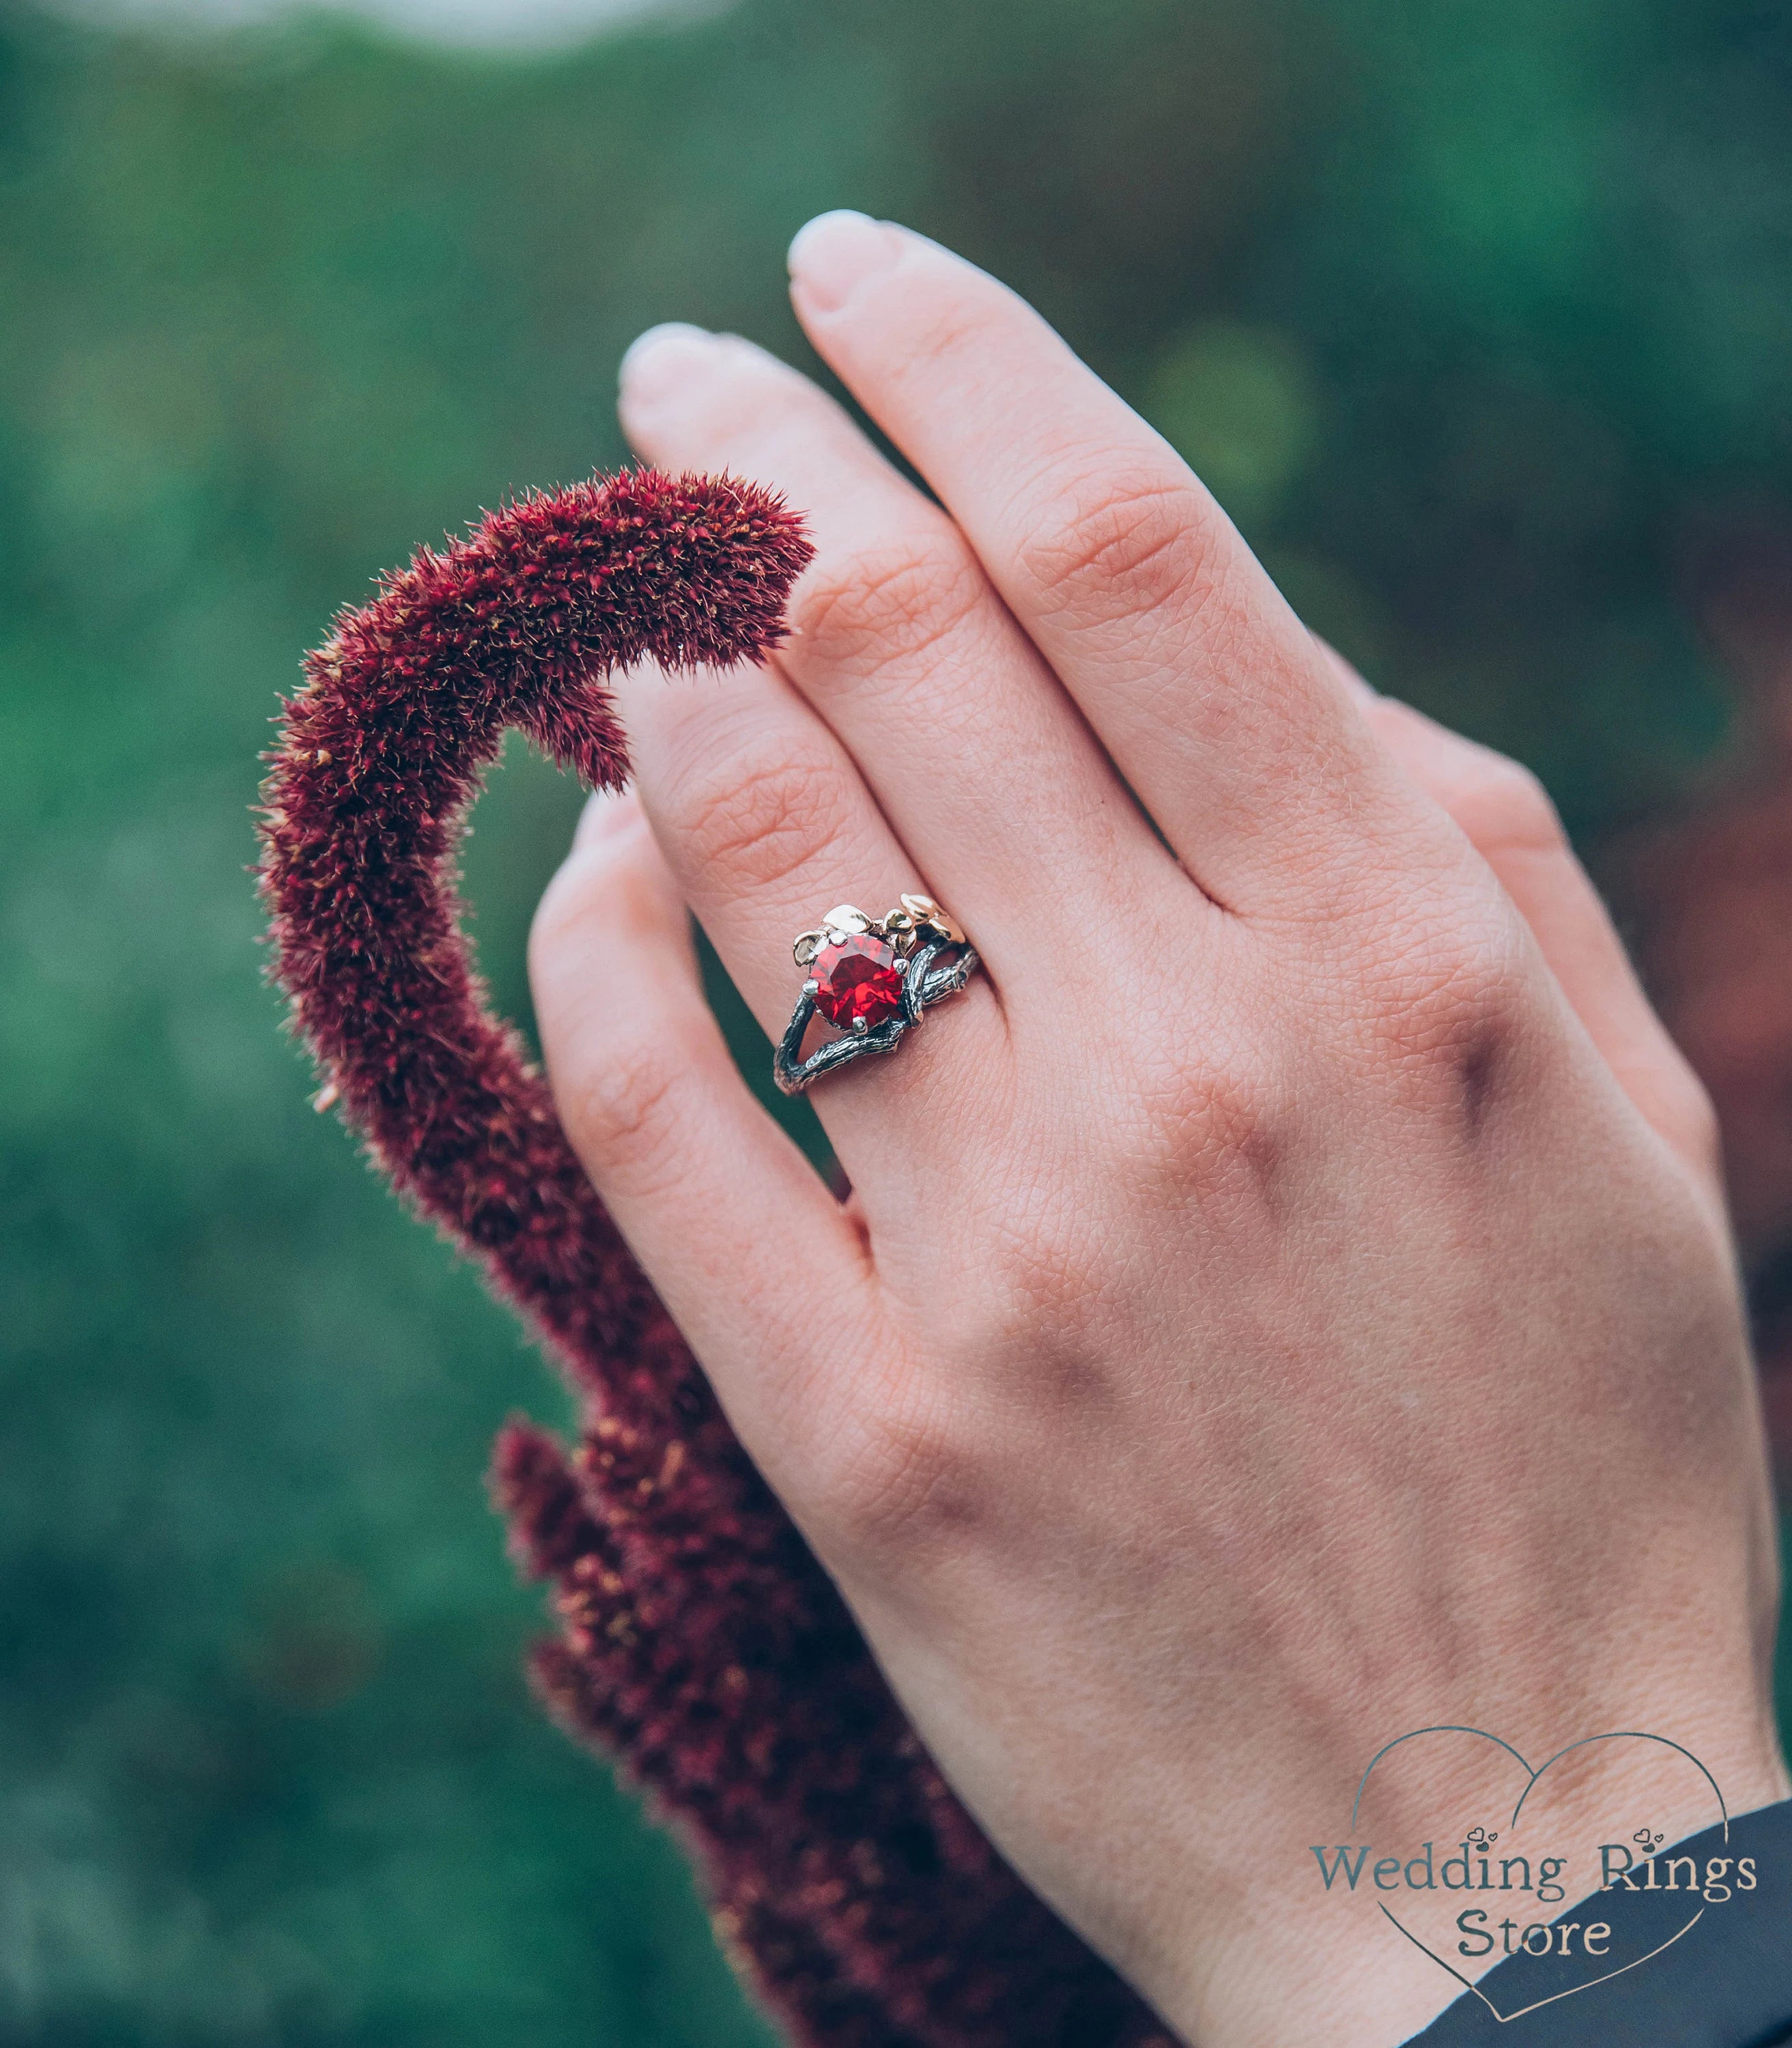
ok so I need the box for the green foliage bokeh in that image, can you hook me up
[2,0,1789,2040]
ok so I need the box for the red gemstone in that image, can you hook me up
[811,931,905,1029]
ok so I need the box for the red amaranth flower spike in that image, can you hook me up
[256,468,1169,2048]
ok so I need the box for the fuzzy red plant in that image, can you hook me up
[256,468,1170,2048]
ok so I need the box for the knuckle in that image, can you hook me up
[673,737,857,897]
[1113,1013,1286,1218]
[1364,900,1534,1121]
[1455,756,1567,861]
[817,1379,982,1563]
[789,532,986,677]
[1063,954,1288,1215]
[1652,1054,1724,1173]
[1015,463,1221,626]
[893,301,992,385]
[1154,1062,1282,1211]
[973,1203,1107,1348]
[561,1035,688,1188]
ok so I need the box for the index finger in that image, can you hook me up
[785,212,1408,914]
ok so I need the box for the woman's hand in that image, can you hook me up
[529,214,1786,2047]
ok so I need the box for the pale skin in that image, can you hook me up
[528,213,1788,2045]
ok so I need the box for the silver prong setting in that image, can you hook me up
[773,894,979,1094]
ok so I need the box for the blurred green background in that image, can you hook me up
[3,0,1789,2040]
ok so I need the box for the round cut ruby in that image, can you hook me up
[812,930,905,1029]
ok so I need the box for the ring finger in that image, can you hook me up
[616,326,1176,979]
[607,638,1011,1196]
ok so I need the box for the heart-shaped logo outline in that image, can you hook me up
[1350,1726,1728,2023]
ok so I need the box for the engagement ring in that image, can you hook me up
[772,893,980,1096]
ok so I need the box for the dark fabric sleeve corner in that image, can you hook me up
[1403,1795,1792,2048]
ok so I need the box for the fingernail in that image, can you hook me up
[786,210,898,312]
[575,784,642,848]
[618,321,713,402]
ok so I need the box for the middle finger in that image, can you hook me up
[784,215,1410,918]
